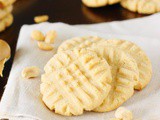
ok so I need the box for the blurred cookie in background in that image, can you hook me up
[0,5,13,20]
[82,0,121,8]
[82,3,145,23]
[0,14,13,32]
[121,0,160,14]
[0,0,16,32]
[0,0,16,8]
[82,5,109,22]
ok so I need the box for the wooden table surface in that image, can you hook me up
[0,0,146,100]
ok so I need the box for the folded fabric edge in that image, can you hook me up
[0,113,40,120]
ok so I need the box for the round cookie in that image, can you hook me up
[0,39,11,76]
[0,14,13,32]
[92,46,139,112]
[0,39,11,61]
[58,36,140,89]
[0,0,16,8]
[58,37,152,90]
[82,0,121,8]
[41,49,112,116]
[58,37,140,112]
[121,0,160,14]
[100,39,152,90]
[0,5,13,20]
[58,36,106,53]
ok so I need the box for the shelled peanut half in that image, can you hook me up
[31,30,57,51]
[21,29,57,80]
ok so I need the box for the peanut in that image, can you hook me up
[45,30,57,44]
[115,107,133,120]
[22,66,40,79]
[38,42,53,51]
[34,15,49,23]
[31,30,45,41]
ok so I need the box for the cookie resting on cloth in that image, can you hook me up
[41,49,112,116]
[92,46,138,112]
[98,39,152,90]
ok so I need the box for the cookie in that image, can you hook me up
[0,5,13,20]
[82,0,121,7]
[100,39,152,90]
[41,49,112,116]
[57,36,106,53]
[121,0,160,14]
[0,0,16,8]
[0,14,13,32]
[0,39,11,77]
[0,39,11,61]
[58,37,152,90]
[92,46,138,112]
[0,58,7,76]
[58,37,139,112]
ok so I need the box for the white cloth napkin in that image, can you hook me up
[76,13,160,39]
[0,14,160,120]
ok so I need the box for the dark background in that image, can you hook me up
[0,0,146,99]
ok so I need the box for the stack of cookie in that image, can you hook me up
[0,0,16,32]
[40,36,152,116]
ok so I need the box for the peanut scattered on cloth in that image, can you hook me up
[37,42,54,51]
[21,66,40,79]
[31,29,57,51]
[115,107,133,120]
[45,30,57,44]
[31,30,45,41]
